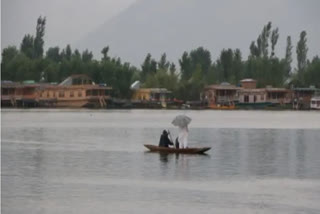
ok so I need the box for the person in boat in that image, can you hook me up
[175,137,180,149]
[178,125,188,148]
[159,130,173,147]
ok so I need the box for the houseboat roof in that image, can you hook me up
[1,81,23,88]
[134,88,172,93]
[293,87,320,92]
[240,78,256,82]
[39,84,112,90]
[239,88,266,93]
[205,84,240,90]
[265,88,290,92]
[59,74,95,86]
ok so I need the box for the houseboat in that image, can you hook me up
[237,79,271,109]
[265,87,292,107]
[1,81,40,107]
[311,97,320,110]
[202,83,240,109]
[237,88,271,109]
[1,75,112,108]
[293,86,320,110]
[131,88,172,108]
[38,74,112,108]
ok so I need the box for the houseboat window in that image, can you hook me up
[59,91,64,97]
[244,95,249,103]
[312,101,316,104]
[92,90,98,96]
[86,90,92,96]
[254,95,257,103]
[104,90,109,96]
[261,95,264,101]
[2,89,8,95]
[78,91,82,97]
[70,91,74,97]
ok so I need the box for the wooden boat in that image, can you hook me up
[144,144,211,154]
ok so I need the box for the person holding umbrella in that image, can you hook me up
[172,115,191,149]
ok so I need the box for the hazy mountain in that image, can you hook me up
[76,0,320,67]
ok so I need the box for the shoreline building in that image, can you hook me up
[202,83,240,109]
[131,88,172,108]
[1,81,41,107]
[38,74,112,108]
[1,75,112,108]
[237,79,292,108]
[293,86,320,109]
[237,79,269,109]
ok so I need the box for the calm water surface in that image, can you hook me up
[2,109,320,214]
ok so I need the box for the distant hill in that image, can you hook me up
[76,0,320,67]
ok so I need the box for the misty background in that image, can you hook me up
[2,0,320,67]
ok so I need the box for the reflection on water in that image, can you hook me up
[2,110,320,214]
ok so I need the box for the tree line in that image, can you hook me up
[2,17,320,100]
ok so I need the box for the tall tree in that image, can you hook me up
[33,16,46,58]
[20,34,34,58]
[270,27,279,57]
[233,49,243,83]
[169,62,176,75]
[1,46,19,80]
[296,31,308,74]
[261,22,272,58]
[250,41,259,58]
[81,49,93,62]
[65,45,72,60]
[141,53,157,81]
[46,47,61,62]
[284,36,293,77]
[158,53,170,71]
[218,49,234,82]
[101,46,110,61]
[179,52,192,81]
[189,47,212,75]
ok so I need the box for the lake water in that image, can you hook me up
[2,109,320,214]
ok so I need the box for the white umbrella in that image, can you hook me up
[171,115,191,128]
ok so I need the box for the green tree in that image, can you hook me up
[179,51,192,81]
[169,62,176,75]
[296,31,308,74]
[101,46,110,61]
[270,27,279,57]
[190,47,211,75]
[20,34,34,58]
[284,36,293,77]
[46,47,61,62]
[33,16,46,58]
[1,46,19,80]
[81,49,93,62]
[303,56,320,88]
[158,53,170,71]
[217,49,234,82]
[141,53,157,81]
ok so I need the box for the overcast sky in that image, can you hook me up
[2,0,320,67]
[1,0,137,49]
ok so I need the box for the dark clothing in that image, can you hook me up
[175,137,180,149]
[159,133,173,147]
